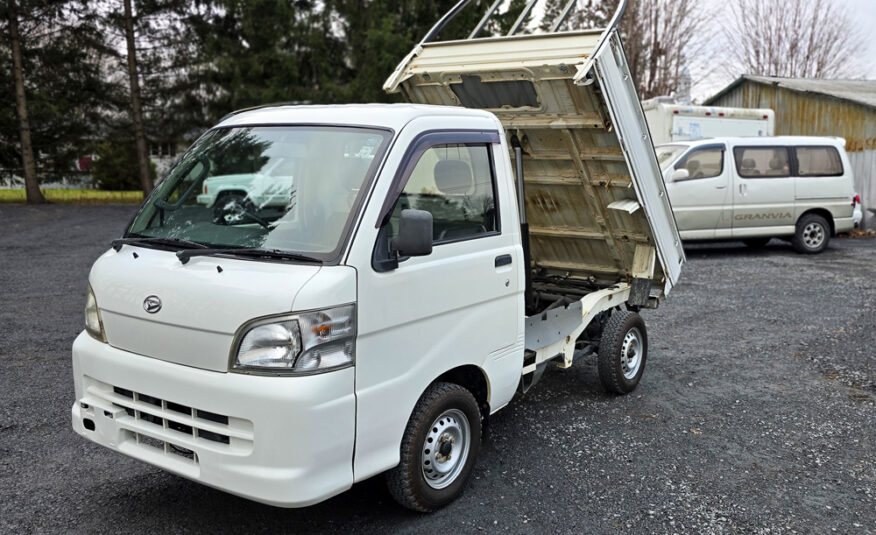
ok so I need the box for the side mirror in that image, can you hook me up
[391,209,433,257]
[670,168,690,182]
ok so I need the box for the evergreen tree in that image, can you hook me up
[1,1,105,200]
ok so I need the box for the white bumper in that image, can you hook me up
[71,332,356,507]
[835,216,855,234]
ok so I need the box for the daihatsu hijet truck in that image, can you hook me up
[71,0,684,512]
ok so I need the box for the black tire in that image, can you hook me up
[597,310,648,395]
[743,238,771,248]
[792,213,830,254]
[212,193,252,225]
[386,382,482,512]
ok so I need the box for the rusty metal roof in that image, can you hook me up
[706,75,876,110]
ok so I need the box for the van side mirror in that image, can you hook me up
[670,168,690,182]
[391,209,433,257]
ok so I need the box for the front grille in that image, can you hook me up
[122,429,198,463]
[111,386,234,445]
[83,377,253,453]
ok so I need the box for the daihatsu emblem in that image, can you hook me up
[143,295,162,314]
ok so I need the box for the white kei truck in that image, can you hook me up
[71,0,684,512]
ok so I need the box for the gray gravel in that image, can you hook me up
[0,204,874,534]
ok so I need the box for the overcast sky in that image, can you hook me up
[689,0,876,101]
[530,0,876,102]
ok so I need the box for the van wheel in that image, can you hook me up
[386,382,481,512]
[597,311,647,395]
[743,238,770,248]
[792,214,830,254]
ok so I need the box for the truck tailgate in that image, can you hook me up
[386,29,684,294]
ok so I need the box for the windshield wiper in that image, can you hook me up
[176,247,323,265]
[112,237,210,252]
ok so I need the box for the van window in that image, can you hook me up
[655,144,686,170]
[733,147,790,178]
[796,146,843,176]
[390,144,497,244]
[675,147,723,179]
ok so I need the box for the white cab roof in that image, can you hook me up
[217,103,497,132]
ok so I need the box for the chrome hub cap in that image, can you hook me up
[802,222,825,249]
[621,327,643,380]
[421,409,470,489]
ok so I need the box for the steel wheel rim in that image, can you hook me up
[803,222,825,249]
[421,409,470,490]
[621,327,643,380]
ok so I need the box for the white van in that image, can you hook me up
[657,136,857,253]
[70,3,684,512]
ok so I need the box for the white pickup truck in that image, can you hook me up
[71,0,683,512]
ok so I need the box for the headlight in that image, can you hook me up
[85,285,106,342]
[231,304,355,374]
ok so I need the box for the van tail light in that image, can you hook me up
[204,185,208,194]
[853,194,860,206]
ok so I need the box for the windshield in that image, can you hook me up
[655,144,687,170]
[127,126,391,261]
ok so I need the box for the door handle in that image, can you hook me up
[495,254,512,267]
[716,185,727,190]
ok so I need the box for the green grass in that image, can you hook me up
[0,189,144,204]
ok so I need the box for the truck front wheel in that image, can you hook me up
[597,311,648,395]
[386,382,481,512]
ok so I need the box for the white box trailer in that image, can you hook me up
[643,99,775,145]
[70,0,684,513]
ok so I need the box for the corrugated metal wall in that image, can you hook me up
[708,82,876,229]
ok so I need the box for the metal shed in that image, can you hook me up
[705,75,876,230]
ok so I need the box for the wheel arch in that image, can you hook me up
[798,208,836,236]
[432,365,491,421]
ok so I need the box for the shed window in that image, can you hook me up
[795,147,843,177]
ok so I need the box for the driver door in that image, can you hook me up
[666,144,732,239]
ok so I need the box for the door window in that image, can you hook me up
[389,144,498,244]
[675,147,724,179]
[733,147,791,178]
[795,146,844,176]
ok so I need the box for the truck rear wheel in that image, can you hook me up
[597,310,647,395]
[386,382,481,512]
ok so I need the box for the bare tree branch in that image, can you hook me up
[724,0,865,79]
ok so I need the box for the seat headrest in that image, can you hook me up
[685,160,701,172]
[434,160,473,194]
[769,158,785,170]
[742,158,757,169]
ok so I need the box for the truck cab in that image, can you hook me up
[71,0,683,513]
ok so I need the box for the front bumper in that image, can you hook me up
[71,332,356,507]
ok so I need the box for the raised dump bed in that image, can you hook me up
[385,1,684,307]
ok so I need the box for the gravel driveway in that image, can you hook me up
[0,205,873,534]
